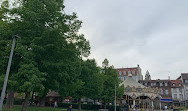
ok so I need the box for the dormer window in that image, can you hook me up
[160,83,163,86]
[132,70,135,75]
[165,83,167,86]
[119,71,122,76]
[123,71,126,75]
[128,71,131,74]
[154,83,156,86]
[173,83,175,86]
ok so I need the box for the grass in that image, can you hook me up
[2,105,64,111]
[1,105,98,111]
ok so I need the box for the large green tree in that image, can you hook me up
[74,59,104,111]
[15,63,45,111]
[0,0,90,109]
[101,59,124,109]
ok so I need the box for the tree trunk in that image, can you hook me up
[39,95,46,107]
[104,101,106,109]
[5,90,14,109]
[21,92,30,111]
[78,98,81,111]
[30,91,34,107]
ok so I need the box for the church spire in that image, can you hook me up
[145,70,151,80]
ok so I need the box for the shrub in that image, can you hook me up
[186,103,188,109]
[57,103,120,111]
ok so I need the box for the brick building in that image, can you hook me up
[117,65,143,82]
[177,73,188,103]
[139,71,172,106]
[170,80,185,106]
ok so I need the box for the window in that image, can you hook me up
[177,88,179,92]
[160,83,163,86]
[145,83,147,86]
[165,90,168,95]
[173,83,175,86]
[128,71,131,74]
[185,80,188,83]
[154,83,156,86]
[119,71,122,76]
[151,83,153,86]
[174,94,177,99]
[123,71,126,75]
[179,88,182,92]
[180,94,183,100]
[156,82,160,86]
[165,83,167,86]
[132,70,135,75]
[179,84,181,86]
[173,88,177,92]
[161,90,163,95]
[124,77,126,80]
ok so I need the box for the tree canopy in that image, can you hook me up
[0,1,124,111]
[101,58,124,107]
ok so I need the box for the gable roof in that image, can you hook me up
[120,76,145,88]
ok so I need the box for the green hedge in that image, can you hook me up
[3,99,24,105]
[14,99,24,105]
[57,103,120,111]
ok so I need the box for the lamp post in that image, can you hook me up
[115,85,116,111]
[0,35,20,111]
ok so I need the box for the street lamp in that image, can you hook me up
[0,35,21,111]
[115,85,116,111]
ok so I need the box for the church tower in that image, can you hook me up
[145,70,151,80]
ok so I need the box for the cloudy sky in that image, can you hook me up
[64,0,188,80]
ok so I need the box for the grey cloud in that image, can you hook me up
[65,0,188,79]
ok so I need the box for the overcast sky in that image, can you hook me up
[64,0,188,80]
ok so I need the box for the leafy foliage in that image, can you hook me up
[101,58,124,103]
[74,59,104,99]
[15,63,45,93]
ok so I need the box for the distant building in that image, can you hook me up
[139,71,172,106]
[177,73,188,103]
[118,74,161,110]
[117,65,143,82]
[170,80,185,106]
[139,71,187,107]
[145,70,151,80]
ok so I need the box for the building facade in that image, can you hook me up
[177,73,188,102]
[170,80,185,106]
[139,71,172,107]
[118,74,161,110]
[117,65,143,82]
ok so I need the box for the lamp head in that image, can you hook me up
[14,35,21,38]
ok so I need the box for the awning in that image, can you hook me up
[160,99,173,102]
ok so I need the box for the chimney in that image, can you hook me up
[168,76,170,80]
[137,64,139,67]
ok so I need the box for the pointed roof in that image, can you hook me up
[120,75,145,88]
[145,70,151,80]
[146,70,149,74]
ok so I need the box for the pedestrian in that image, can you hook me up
[164,104,168,110]
[54,101,57,108]
[171,105,173,110]
[124,103,129,111]
[67,104,72,111]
